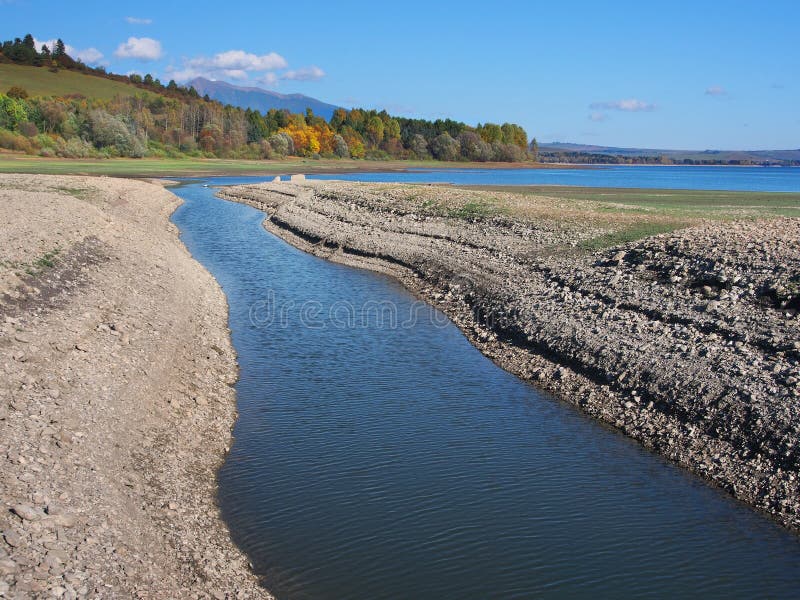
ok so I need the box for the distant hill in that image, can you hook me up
[0,63,158,100]
[540,142,800,164]
[189,77,340,120]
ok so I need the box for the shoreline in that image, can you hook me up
[218,179,800,533]
[0,175,270,598]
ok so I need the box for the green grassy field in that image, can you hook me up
[0,154,541,177]
[0,63,154,100]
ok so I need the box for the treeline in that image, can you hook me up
[539,151,800,167]
[0,33,536,162]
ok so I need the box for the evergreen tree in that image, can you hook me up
[529,137,539,161]
[54,39,66,58]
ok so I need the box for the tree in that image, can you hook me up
[429,133,460,161]
[458,131,483,161]
[408,134,428,158]
[365,115,385,146]
[529,137,539,161]
[333,134,349,158]
[477,123,502,144]
[53,39,66,58]
[330,108,347,130]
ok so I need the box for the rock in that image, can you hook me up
[0,558,17,576]
[12,503,44,521]
[3,529,23,547]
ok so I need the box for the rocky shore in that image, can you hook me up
[220,179,800,531]
[0,175,271,598]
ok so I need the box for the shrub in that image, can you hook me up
[0,94,29,130]
[54,136,96,158]
[0,129,35,153]
[7,86,28,99]
[19,121,38,138]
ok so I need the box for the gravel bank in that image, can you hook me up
[220,179,800,531]
[0,175,271,598]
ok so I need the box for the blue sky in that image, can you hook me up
[2,0,798,149]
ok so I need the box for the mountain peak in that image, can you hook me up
[188,77,340,119]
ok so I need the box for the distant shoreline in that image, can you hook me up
[1,153,795,179]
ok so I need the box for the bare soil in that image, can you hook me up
[0,175,271,599]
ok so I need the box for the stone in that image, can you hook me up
[3,529,23,547]
[12,503,43,521]
[0,558,17,575]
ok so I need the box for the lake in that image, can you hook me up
[304,165,800,192]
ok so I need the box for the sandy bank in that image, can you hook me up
[0,175,270,598]
[220,179,800,532]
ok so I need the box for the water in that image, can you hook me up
[305,165,800,192]
[171,177,800,599]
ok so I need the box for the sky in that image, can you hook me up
[2,0,798,150]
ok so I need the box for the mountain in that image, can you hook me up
[540,142,800,164]
[188,77,340,120]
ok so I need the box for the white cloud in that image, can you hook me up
[220,69,249,80]
[74,47,105,64]
[589,112,608,122]
[705,85,727,96]
[125,16,153,25]
[589,98,656,112]
[258,72,278,86]
[187,50,287,72]
[168,49,291,84]
[114,37,163,61]
[280,66,325,81]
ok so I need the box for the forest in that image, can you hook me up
[0,34,536,162]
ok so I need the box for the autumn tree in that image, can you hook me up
[365,115,385,146]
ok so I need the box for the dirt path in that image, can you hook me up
[0,175,271,599]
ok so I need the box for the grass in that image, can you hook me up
[0,63,156,100]
[56,186,90,199]
[0,154,550,177]
[447,200,495,219]
[459,185,800,218]
[577,221,687,251]
[1,247,61,277]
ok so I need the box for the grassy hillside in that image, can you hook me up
[0,63,152,99]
